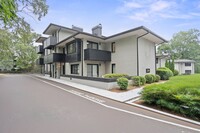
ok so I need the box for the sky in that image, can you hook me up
[26,0,200,41]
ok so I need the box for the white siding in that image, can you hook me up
[138,38,156,76]
[175,62,195,74]
[58,30,74,42]
[111,36,137,76]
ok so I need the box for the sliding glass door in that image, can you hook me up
[87,64,99,77]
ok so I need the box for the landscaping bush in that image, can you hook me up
[140,76,146,85]
[132,76,140,86]
[173,69,179,76]
[103,73,129,79]
[155,75,160,82]
[117,77,129,90]
[141,74,200,121]
[145,74,154,84]
[156,67,173,80]
[132,76,146,86]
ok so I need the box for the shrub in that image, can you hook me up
[132,76,140,86]
[103,73,129,79]
[173,69,179,76]
[117,77,128,90]
[156,67,173,80]
[145,74,154,84]
[141,74,200,121]
[132,76,146,86]
[155,75,160,82]
[140,76,146,85]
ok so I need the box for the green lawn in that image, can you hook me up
[141,74,200,121]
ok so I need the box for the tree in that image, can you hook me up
[0,0,48,72]
[165,60,169,68]
[0,0,48,26]
[0,0,17,24]
[158,29,200,73]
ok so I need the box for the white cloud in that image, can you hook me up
[150,1,171,11]
[158,13,191,19]
[124,1,142,8]
[129,12,150,21]
[117,0,199,22]
[189,12,200,17]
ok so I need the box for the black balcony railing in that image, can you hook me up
[36,45,44,54]
[44,53,66,64]
[66,53,81,62]
[43,36,57,49]
[36,58,44,65]
[84,49,111,61]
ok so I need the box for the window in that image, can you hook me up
[87,41,98,49]
[87,64,99,77]
[71,64,79,74]
[185,63,191,66]
[185,70,191,74]
[67,43,76,54]
[111,42,115,53]
[112,64,116,73]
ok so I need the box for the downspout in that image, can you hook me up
[136,32,149,76]
[81,39,83,76]
[58,28,62,77]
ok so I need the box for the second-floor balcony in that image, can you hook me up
[84,49,111,61]
[36,58,44,65]
[66,53,81,62]
[44,53,66,64]
[36,45,44,54]
[43,36,57,49]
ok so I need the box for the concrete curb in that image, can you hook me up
[126,99,200,126]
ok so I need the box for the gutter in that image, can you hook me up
[136,32,149,76]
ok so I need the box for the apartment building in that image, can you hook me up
[174,59,195,74]
[36,23,167,79]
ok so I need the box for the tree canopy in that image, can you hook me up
[0,0,48,72]
[158,29,200,72]
[0,0,48,27]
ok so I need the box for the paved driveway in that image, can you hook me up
[0,74,199,133]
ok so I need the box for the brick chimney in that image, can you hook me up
[92,24,102,37]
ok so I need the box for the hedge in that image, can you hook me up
[103,73,129,79]
[156,67,173,80]
[117,77,129,90]
[145,74,154,84]
[132,76,146,86]
[141,74,200,121]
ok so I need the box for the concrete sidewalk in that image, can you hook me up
[33,74,143,102]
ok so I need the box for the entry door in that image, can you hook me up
[87,64,99,77]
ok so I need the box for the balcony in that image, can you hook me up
[84,49,111,61]
[66,54,81,62]
[36,45,44,54]
[43,36,57,49]
[44,53,66,64]
[36,58,44,65]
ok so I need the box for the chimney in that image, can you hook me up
[72,25,83,32]
[92,24,102,37]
